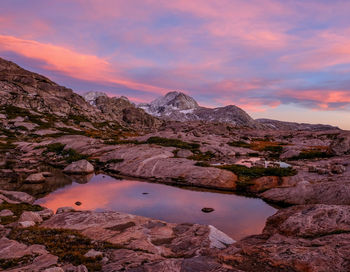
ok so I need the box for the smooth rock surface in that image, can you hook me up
[63,160,94,174]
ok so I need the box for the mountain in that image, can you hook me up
[139,91,258,127]
[137,91,340,130]
[256,118,339,131]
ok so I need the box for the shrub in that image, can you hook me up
[227,141,251,148]
[194,161,211,167]
[188,151,215,161]
[219,164,297,181]
[290,150,333,160]
[146,137,200,150]
[43,143,88,162]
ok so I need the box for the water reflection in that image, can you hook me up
[36,174,277,240]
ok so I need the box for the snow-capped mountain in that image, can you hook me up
[139,91,198,116]
[138,91,258,127]
[82,91,108,106]
[82,90,339,130]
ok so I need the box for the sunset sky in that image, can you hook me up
[1,0,350,129]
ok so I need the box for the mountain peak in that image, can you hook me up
[139,91,199,117]
[137,91,258,127]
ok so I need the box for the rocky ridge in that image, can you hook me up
[140,91,258,128]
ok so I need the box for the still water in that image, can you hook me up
[36,174,277,240]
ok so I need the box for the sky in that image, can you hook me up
[0,0,350,129]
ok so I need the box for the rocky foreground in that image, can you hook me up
[1,57,350,271]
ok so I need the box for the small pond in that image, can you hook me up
[36,174,277,240]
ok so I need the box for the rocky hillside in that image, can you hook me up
[138,91,258,128]
[0,57,160,137]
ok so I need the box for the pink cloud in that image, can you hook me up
[281,90,350,110]
[279,29,350,71]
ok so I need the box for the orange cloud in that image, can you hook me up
[0,34,171,95]
[214,97,281,112]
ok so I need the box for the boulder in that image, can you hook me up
[330,164,346,174]
[280,149,300,159]
[84,249,103,258]
[0,237,46,259]
[0,190,35,204]
[56,206,75,214]
[247,176,287,193]
[208,225,235,249]
[19,211,43,224]
[176,149,193,158]
[18,221,36,228]
[330,133,350,155]
[261,181,350,205]
[14,121,38,131]
[37,209,54,220]
[63,160,94,174]
[25,173,46,184]
[0,209,14,217]
[76,265,88,272]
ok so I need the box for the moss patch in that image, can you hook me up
[106,158,124,164]
[289,150,333,160]
[42,143,88,163]
[0,202,43,225]
[2,105,56,129]
[0,141,16,151]
[188,151,215,161]
[219,164,297,181]
[8,227,116,271]
[104,136,200,152]
[0,255,34,269]
[227,141,251,148]
[145,137,200,151]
